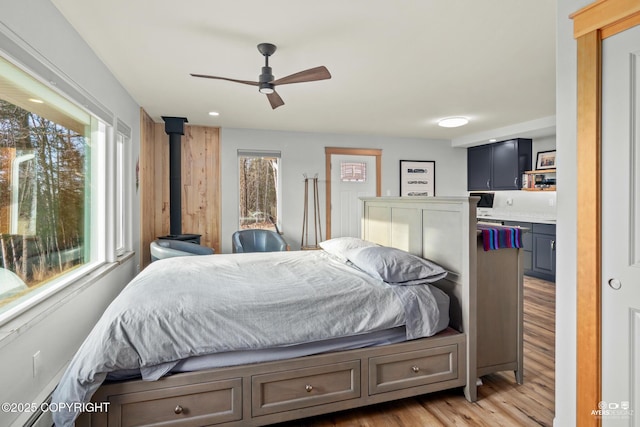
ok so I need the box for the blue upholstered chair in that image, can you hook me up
[232,229,288,253]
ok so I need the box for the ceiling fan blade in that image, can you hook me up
[267,91,285,109]
[272,66,331,86]
[190,73,259,86]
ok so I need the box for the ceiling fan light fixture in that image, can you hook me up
[191,43,331,109]
[438,117,469,128]
[259,83,274,94]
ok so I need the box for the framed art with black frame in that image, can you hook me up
[400,160,435,196]
[535,150,556,170]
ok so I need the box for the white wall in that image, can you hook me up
[219,129,558,253]
[0,1,141,425]
[533,135,556,162]
[220,128,468,253]
[555,0,590,426]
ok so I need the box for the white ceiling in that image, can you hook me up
[51,0,556,143]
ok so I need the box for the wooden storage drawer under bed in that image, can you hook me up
[368,344,460,395]
[106,378,242,427]
[251,360,361,417]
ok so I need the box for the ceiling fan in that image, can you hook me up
[190,43,331,109]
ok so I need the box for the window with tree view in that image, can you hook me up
[238,150,280,231]
[0,55,98,317]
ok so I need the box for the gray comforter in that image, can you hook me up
[51,250,447,426]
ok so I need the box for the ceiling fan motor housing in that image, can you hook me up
[259,66,275,93]
[259,66,274,83]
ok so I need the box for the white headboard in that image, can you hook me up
[360,196,477,285]
[360,196,479,401]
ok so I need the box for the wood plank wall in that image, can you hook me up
[139,109,220,269]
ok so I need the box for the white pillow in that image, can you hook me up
[346,246,447,284]
[318,237,378,262]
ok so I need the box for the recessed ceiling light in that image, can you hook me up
[438,117,469,128]
[29,98,44,104]
[208,111,219,116]
[489,138,497,142]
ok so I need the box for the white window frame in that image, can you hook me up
[115,120,132,257]
[237,150,282,231]
[0,52,111,325]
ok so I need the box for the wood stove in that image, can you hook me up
[158,116,201,245]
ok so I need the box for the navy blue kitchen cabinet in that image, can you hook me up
[467,139,532,191]
[503,220,556,282]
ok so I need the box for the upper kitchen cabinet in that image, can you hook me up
[467,144,492,191]
[467,138,532,191]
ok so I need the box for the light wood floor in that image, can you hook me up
[276,276,556,426]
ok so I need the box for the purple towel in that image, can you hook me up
[477,224,523,251]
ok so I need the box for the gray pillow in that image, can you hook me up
[346,246,447,284]
[318,237,378,263]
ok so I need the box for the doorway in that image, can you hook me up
[324,147,381,239]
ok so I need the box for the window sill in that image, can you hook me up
[116,250,135,265]
[0,254,133,350]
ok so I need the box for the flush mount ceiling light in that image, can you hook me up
[438,117,469,128]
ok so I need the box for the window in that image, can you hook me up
[0,55,105,320]
[238,150,281,231]
[115,122,131,256]
[115,132,125,255]
[340,161,367,182]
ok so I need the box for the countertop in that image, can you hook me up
[476,210,556,225]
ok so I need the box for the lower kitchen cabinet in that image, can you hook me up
[502,221,556,283]
[530,223,556,282]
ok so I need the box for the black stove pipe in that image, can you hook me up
[162,116,188,237]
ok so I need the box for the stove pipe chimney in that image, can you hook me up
[161,116,188,236]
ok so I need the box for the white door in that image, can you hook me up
[601,25,640,426]
[330,154,377,238]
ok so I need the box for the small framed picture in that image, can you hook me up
[536,150,556,170]
[400,160,435,197]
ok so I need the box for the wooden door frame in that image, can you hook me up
[571,2,640,425]
[324,147,381,239]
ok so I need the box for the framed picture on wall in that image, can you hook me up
[536,150,556,170]
[399,160,435,196]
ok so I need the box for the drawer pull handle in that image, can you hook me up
[305,384,313,392]
[411,366,420,373]
[174,405,183,414]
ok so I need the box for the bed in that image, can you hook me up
[58,196,481,427]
